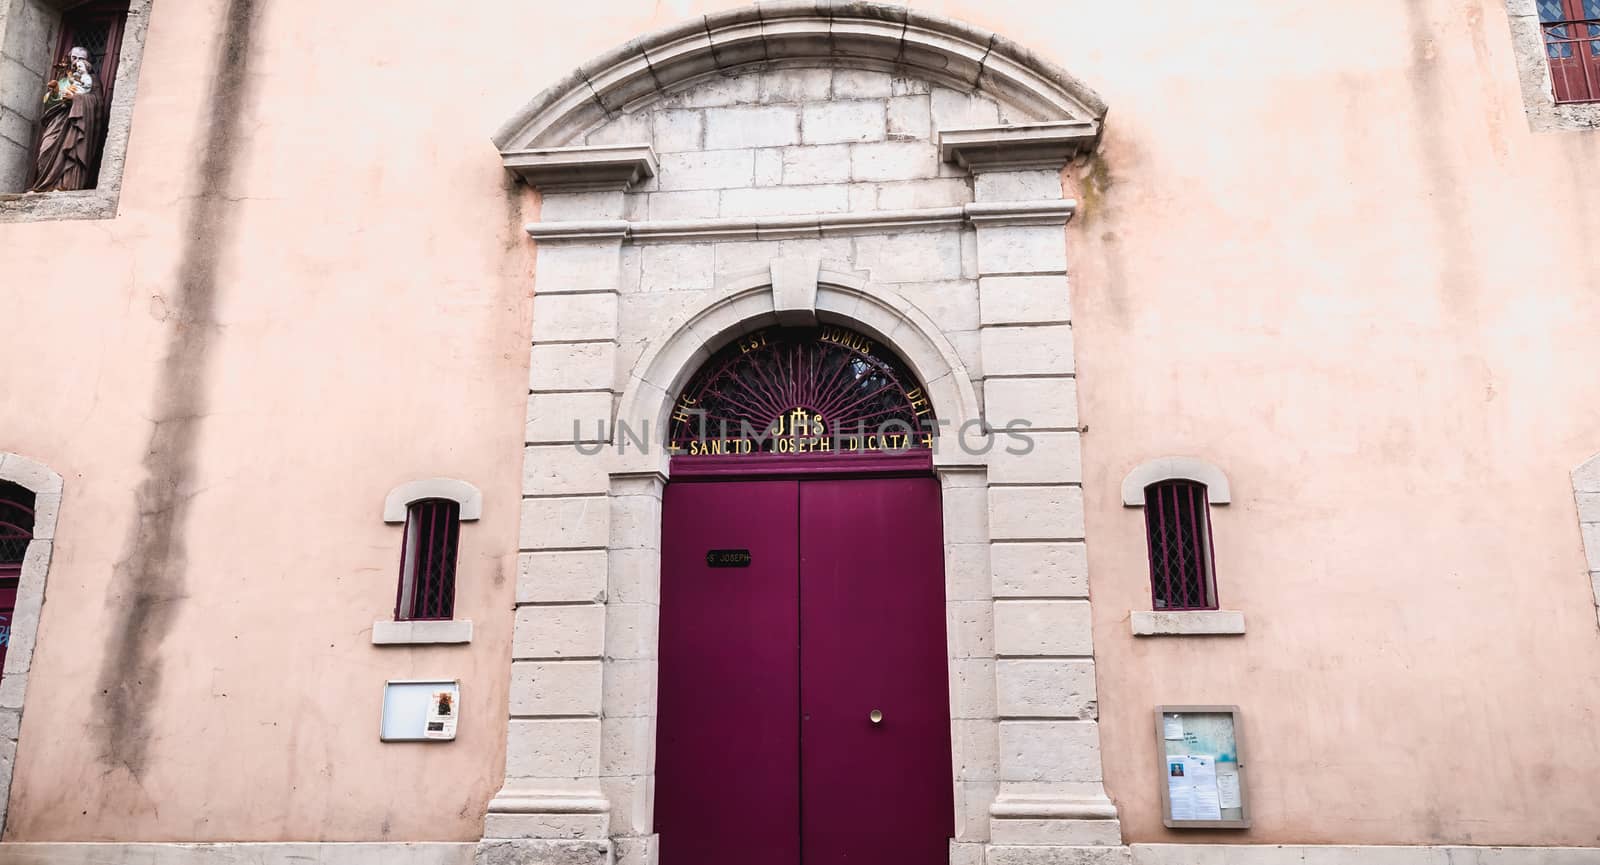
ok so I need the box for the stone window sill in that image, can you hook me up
[0,188,119,222]
[1130,610,1245,636]
[372,619,473,645]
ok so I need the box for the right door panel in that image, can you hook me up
[798,476,954,864]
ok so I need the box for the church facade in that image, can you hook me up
[1,2,1600,864]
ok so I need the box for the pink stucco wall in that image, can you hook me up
[0,0,1597,847]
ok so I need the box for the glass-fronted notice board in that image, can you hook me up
[1155,705,1250,828]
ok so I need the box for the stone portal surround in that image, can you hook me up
[483,4,1118,863]
[486,66,1117,865]
[0,451,64,837]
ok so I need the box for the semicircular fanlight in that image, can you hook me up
[668,326,936,456]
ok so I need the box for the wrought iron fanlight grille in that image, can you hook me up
[668,326,936,456]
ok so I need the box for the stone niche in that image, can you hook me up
[0,0,150,221]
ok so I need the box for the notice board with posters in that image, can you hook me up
[381,679,460,742]
[1156,705,1250,828]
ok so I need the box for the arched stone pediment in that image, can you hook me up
[493,1,1107,152]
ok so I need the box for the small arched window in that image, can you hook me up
[396,499,462,621]
[1142,480,1217,611]
[0,481,37,671]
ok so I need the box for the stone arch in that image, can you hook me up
[492,1,1106,152]
[1121,456,1233,506]
[0,451,64,835]
[613,265,983,475]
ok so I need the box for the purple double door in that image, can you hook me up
[655,475,955,864]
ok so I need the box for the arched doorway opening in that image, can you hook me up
[654,324,954,864]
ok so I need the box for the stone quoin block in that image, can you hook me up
[984,377,1079,431]
[988,485,1086,541]
[529,341,616,392]
[601,775,654,837]
[539,191,628,222]
[525,391,614,445]
[947,600,996,659]
[987,431,1084,486]
[979,274,1072,325]
[519,495,610,550]
[939,484,991,545]
[980,325,1075,377]
[990,541,1089,598]
[534,241,623,289]
[601,657,658,718]
[994,600,1094,658]
[603,603,661,661]
[949,655,997,721]
[600,715,655,777]
[608,494,663,552]
[504,718,601,779]
[606,547,661,606]
[530,293,618,343]
[974,169,1065,202]
[996,659,1098,719]
[955,779,998,841]
[953,718,1000,781]
[943,541,992,602]
[513,604,606,659]
[975,225,1069,275]
[516,550,608,604]
[998,720,1106,783]
[509,660,603,717]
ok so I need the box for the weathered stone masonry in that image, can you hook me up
[482,4,1119,864]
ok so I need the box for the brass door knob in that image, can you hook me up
[869,709,883,724]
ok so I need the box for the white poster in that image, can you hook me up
[1168,755,1222,821]
[424,688,458,740]
[1163,714,1184,740]
[1217,770,1243,810]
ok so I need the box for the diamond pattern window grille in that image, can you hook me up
[396,499,460,621]
[1144,480,1217,611]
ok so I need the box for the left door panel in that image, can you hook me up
[656,480,802,865]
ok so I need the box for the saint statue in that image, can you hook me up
[29,46,102,193]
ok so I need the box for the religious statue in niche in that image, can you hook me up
[29,46,102,193]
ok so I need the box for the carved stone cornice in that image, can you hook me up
[502,144,657,193]
[524,200,1077,244]
[940,120,1102,172]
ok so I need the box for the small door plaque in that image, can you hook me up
[706,549,752,568]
